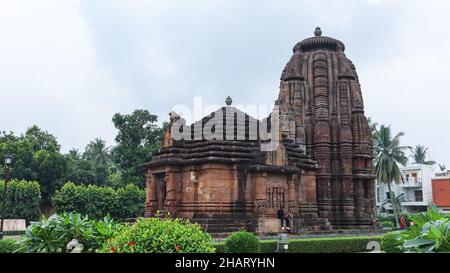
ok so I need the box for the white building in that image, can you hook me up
[375,164,435,213]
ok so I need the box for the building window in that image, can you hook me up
[414,190,423,202]
[266,187,285,208]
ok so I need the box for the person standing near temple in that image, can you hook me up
[399,215,407,229]
[277,207,286,230]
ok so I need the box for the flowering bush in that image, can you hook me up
[98,218,215,253]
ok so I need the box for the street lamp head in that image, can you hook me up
[4,154,13,166]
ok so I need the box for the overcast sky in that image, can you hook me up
[0,0,449,169]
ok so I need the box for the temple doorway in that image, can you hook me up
[155,173,167,211]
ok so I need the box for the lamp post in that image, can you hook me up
[0,154,13,240]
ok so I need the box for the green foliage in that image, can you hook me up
[82,138,110,186]
[63,149,96,185]
[402,206,450,253]
[98,218,215,253]
[0,126,67,207]
[380,206,450,253]
[380,232,405,253]
[373,124,409,227]
[0,180,41,222]
[378,215,396,225]
[111,110,164,187]
[17,212,123,253]
[215,236,381,253]
[381,221,395,228]
[410,145,436,165]
[286,237,380,253]
[115,184,145,219]
[381,193,405,215]
[52,182,144,220]
[373,125,409,184]
[223,231,261,253]
[0,239,21,253]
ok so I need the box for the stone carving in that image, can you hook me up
[279,27,376,227]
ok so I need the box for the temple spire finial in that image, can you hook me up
[314,26,322,37]
[225,96,233,106]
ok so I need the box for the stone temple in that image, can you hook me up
[143,27,377,234]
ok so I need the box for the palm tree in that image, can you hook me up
[410,145,436,165]
[373,125,409,227]
[83,138,109,164]
[367,117,378,137]
[381,193,405,215]
[83,138,111,185]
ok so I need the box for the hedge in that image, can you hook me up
[0,180,41,222]
[215,236,381,253]
[0,239,21,253]
[51,182,145,220]
[223,231,261,253]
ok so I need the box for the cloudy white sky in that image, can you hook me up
[0,0,449,168]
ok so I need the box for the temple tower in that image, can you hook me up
[277,27,376,228]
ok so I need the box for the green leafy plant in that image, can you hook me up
[98,218,215,253]
[0,239,21,253]
[115,184,145,219]
[223,231,260,253]
[381,221,395,228]
[215,236,381,253]
[17,212,123,253]
[380,232,404,253]
[0,180,41,222]
[378,206,450,253]
[52,182,144,220]
[403,219,450,253]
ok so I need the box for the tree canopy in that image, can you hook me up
[0,109,165,211]
[410,145,436,165]
[111,109,164,188]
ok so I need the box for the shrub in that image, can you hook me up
[115,184,145,219]
[381,221,395,228]
[216,236,381,253]
[402,206,450,253]
[98,218,215,253]
[380,232,404,253]
[223,231,260,253]
[17,212,123,253]
[0,239,21,253]
[52,182,145,220]
[286,236,380,253]
[0,180,41,222]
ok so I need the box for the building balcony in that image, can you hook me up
[402,196,424,202]
[400,179,422,188]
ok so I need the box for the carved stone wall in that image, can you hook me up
[277,27,376,227]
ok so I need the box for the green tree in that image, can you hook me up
[32,149,67,208]
[410,145,436,165]
[63,149,95,185]
[373,125,409,228]
[83,138,110,186]
[0,126,67,209]
[111,110,164,187]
